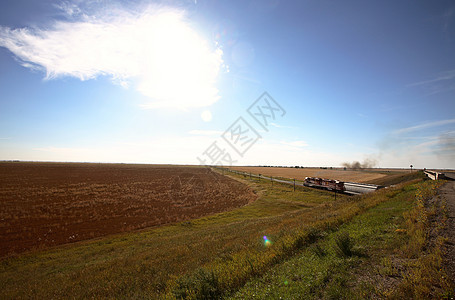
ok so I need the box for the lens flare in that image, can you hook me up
[263,235,272,247]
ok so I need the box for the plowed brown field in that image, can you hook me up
[230,166,404,183]
[0,162,256,257]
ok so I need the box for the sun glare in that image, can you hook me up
[136,12,223,109]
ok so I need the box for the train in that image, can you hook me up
[304,177,346,192]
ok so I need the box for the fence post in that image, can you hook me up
[294,178,295,191]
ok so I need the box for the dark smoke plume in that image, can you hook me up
[342,158,377,170]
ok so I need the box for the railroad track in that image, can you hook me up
[216,167,383,195]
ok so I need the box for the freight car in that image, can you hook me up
[304,177,346,192]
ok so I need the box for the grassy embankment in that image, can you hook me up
[230,177,452,299]
[0,170,450,298]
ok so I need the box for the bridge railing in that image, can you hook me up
[424,170,442,180]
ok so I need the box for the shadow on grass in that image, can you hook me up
[334,232,367,258]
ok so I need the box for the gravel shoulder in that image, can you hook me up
[439,181,455,288]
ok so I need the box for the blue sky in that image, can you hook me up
[0,0,454,168]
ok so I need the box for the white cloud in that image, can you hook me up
[241,139,354,167]
[280,140,308,147]
[189,130,223,136]
[34,146,82,152]
[379,127,455,168]
[393,119,455,135]
[406,69,455,97]
[407,69,455,87]
[28,135,216,164]
[269,122,297,129]
[54,1,83,18]
[4,132,452,168]
[0,4,223,109]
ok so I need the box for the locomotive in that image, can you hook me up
[304,177,346,192]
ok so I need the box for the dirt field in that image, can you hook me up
[230,166,406,183]
[0,162,256,257]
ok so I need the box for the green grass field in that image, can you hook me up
[0,170,451,299]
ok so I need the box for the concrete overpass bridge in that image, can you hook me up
[424,170,455,181]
